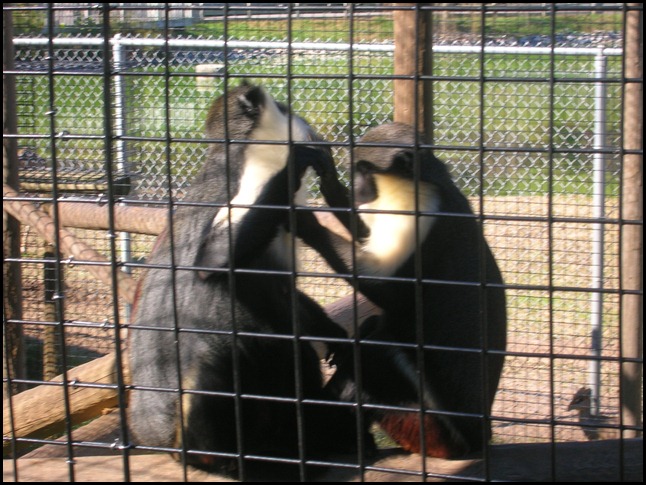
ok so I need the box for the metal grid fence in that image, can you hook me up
[3,3,642,482]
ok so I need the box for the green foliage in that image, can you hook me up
[10,5,46,36]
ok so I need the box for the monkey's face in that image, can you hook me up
[206,83,313,143]
[354,151,415,206]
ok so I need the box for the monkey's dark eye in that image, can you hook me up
[391,151,415,174]
[356,160,377,174]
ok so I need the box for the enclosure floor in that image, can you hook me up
[4,439,642,482]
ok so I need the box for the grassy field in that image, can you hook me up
[16,46,622,200]
[181,12,623,42]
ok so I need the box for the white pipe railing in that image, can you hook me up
[13,36,622,57]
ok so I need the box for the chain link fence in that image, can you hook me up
[13,38,623,199]
[5,3,640,474]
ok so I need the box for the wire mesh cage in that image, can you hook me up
[3,3,642,482]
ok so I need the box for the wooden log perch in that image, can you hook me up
[43,198,351,243]
[3,184,136,305]
[3,185,349,304]
[42,200,167,236]
[2,352,129,455]
[19,411,125,459]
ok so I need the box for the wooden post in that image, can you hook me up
[3,9,25,398]
[42,246,61,381]
[621,3,643,439]
[393,3,432,138]
[2,185,138,306]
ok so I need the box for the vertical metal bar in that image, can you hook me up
[546,3,557,481]
[477,4,493,480]
[111,33,132,324]
[99,5,131,480]
[284,4,307,480]
[158,4,188,481]
[410,4,429,476]
[218,5,246,478]
[588,52,607,416]
[112,35,126,174]
[44,4,75,481]
[346,3,369,480]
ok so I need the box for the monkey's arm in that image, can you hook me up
[194,145,331,277]
[296,211,356,276]
[309,158,370,241]
[297,211,415,312]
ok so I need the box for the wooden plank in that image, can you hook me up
[42,201,167,236]
[3,439,642,482]
[3,353,129,454]
[20,411,123,459]
[2,184,137,304]
[3,454,225,482]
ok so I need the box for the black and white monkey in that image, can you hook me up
[128,83,372,479]
[303,122,507,458]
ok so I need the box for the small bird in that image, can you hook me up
[568,387,619,440]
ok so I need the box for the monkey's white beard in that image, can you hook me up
[358,175,440,277]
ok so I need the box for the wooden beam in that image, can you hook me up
[393,3,432,134]
[3,353,129,455]
[2,184,136,304]
[42,201,167,236]
[3,9,26,398]
[36,195,349,243]
[621,2,643,439]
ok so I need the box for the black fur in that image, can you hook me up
[128,84,372,479]
[302,122,507,457]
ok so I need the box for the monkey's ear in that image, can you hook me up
[237,85,265,118]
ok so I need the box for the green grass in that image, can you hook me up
[482,12,623,38]
[15,27,622,198]
[182,12,621,43]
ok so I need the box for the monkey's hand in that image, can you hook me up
[306,149,371,240]
[291,144,335,183]
[304,147,351,211]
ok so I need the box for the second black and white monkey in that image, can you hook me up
[128,83,372,479]
[305,123,507,458]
